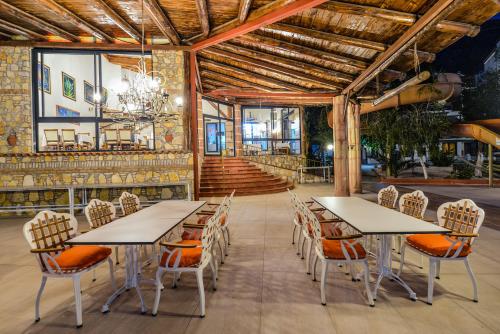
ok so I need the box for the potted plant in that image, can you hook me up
[7,129,17,146]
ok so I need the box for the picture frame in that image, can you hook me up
[84,81,94,104]
[56,105,80,117]
[62,72,76,101]
[37,63,51,94]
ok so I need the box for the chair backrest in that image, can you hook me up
[44,129,59,144]
[23,210,78,251]
[287,189,304,226]
[61,129,75,143]
[437,199,485,245]
[200,202,224,265]
[399,190,428,219]
[378,185,398,209]
[119,129,132,142]
[105,129,118,141]
[119,191,141,216]
[85,199,116,228]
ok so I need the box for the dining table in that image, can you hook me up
[312,196,449,301]
[66,200,206,313]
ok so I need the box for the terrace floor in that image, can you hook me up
[1,184,500,333]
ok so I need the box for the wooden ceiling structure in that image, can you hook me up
[0,0,499,104]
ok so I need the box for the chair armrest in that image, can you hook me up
[319,218,343,224]
[206,203,220,207]
[325,233,363,241]
[183,223,205,229]
[197,210,215,214]
[30,246,65,254]
[448,232,478,238]
[160,241,197,248]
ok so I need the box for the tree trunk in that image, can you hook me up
[475,152,484,177]
[385,138,392,177]
[419,155,428,179]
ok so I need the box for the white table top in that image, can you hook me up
[66,200,205,245]
[312,196,449,235]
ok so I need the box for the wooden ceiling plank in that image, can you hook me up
[0,17,46,40]
[87,0,141,41]
[206,90,337,98]
[318,1,480,37]
[199,57,311,92]
[203,77,245,90]
[0,30,13,39]
[143,0,181,45]
[0,0,79,42]
[204,46,342,90]
[201,69,276,92]
[191,0,328,51]
[34,0,114,42]
[343,0,461,95]
[238,0,253,22]
[195,0,210,37]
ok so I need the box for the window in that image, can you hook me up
[202,98,235,156]
[242,106,301,155]
[33,49,154,152]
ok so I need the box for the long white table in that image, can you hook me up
[66,200,206,313]
[313,196,449,301]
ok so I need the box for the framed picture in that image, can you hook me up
[56,105,80,117]
[84,81,94,104]
[37,63,51,94]
[62,72,76,101]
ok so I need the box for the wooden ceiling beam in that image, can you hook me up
[0,30,13,39]
[143,0,181,45]
[191,0,328,51]
[318,1,480,37]
[0,18,46,40]
[0,40,190,50]
[87,0,141,41]
[203,77,245,90]
[199,57,311,92]
[194,53,203,93]
[235,97,333,104]
[195,0,210,37]
[0,0,79,42]
[217,42,354,83]
[238,0,253,22]
[201,69,276,92]
[208,89,337,98]
[343,0,460,94]
[35,0,114,42]
[203,46,342,90]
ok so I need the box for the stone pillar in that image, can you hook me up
[234,104,243,157]
[333,95,349,196]
[348,103,362,193]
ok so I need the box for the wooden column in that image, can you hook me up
[333,95,349,196]
[190,51,200,200]
[348,103,362,193]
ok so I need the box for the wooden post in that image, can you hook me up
[333,95,349,196]
[488,143,493,188]
[190,51,200,200]
[348,103,362,193]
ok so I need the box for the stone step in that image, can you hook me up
[200,176,285,188]
[200,182,294,197]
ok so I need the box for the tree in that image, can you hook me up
[304,105,333,163]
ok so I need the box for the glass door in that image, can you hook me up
[204,117,220,155]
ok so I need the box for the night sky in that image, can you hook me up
[433,14,500,75]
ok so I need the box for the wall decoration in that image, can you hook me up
[56,105,80,117]
[101,87,108,105]
[37,63,51,94]
[84,81,94,104]
[62,72,76,101]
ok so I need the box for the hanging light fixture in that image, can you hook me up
[106,0,180,124]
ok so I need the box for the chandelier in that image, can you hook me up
[103,0,181,124]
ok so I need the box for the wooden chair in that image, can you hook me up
[43,129,60,151]
[78,132,93,150]
[152,202,219,317]
[395,190,429,254]
[378,185,399,209]
[119,191,141,216]
[23,211,115,328]
[61,129,76,150]
[305,202,374,307]
[104,129,118,150]
[85,199,120,265]
[118,129,133,149]
[398,199,485,304]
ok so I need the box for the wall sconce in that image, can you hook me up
[174,96,183,107]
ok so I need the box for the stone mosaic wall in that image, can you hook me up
[0,47,32,154]
[243,155,306,182]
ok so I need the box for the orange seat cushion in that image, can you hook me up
[49,246,111,271]
[406,234,472,258]
[322,239,366,260]
[160,240,202,268]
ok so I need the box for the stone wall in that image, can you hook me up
[243,154,306,182]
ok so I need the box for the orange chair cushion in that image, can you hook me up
[322,239,366,260]
[406,234,472,257]
[49,246,111,271]
[307,223,342,238]
[160,240,202,268]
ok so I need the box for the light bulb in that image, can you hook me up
[327,144,333,150]
[174,96,183,107]
[93,92,101,102]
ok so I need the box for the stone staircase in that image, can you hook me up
[199,157,294,197]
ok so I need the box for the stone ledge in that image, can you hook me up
[0,150,191,158]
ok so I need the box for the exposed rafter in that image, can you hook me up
[343,0,460,94]
[0,30,13,39]
[0,18,47,40]
[203,77,243,90]
[191,0,328,51]
[238,0,253,22]
[199,58,310,92]
[203,47,342,90]
[195,0,210,37]
[34,0,114,42]
[208,89,337,99]
[143,0,181,45]
[201,68,276,92]
[318,1,480,37]
[0,0,79,42]
[87,0,141,42]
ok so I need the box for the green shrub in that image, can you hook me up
[431,150,454,167]
[451,163,474,179]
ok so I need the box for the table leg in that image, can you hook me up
[373,235,417,301]
[101,245,147,314]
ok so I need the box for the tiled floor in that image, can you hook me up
[1,184,500,333]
